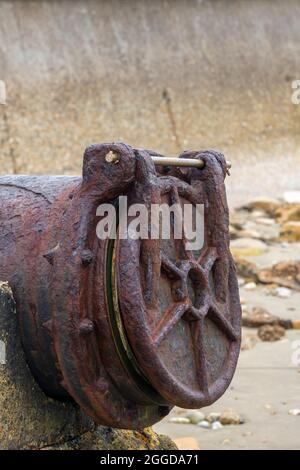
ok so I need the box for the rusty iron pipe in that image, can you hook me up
[0,143,241,429]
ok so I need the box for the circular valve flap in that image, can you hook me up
[113,179,241,409]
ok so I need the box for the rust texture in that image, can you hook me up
[0,142,241,429]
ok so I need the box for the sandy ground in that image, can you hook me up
[154,243,300,450]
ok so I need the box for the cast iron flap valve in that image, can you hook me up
[0,143,241,429]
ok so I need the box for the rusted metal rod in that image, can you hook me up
[151,156,232,169]
[106,148,232,169]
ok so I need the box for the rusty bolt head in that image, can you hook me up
[105,150,120,164]
[81,249,93,266]
[79,319,94,335]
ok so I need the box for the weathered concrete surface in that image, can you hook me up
[1,0,300,206]
[0,282,176,450]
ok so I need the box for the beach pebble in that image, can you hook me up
[244,282,257,291]
[197,420,211,429]
[212,421,223,430]
[219,410,244,425]
[185,410,205,425]
[288,409,300,416]
[275,287,292,298]
[169,417,190,424]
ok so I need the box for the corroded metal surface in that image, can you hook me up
[116,150,240,409]
[0,142,241,429]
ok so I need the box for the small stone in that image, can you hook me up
[276,204,300,224]
[212,421,223,430]
[288,408,300,416]
[280,221,300,242]
[274,287,292,298]
[258,324,285,342]
[197,420,211,429]
[206,412,221,423]
[244,282,257,291]
[238,278,245,287]
[219,410,244,425]
[242,307,279,328]
[280,242,290,249]
[169,417,190,424]
[283,191,300,204]
[258,261,300,291]
[250,210,266,219]
[185,410,205,425]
